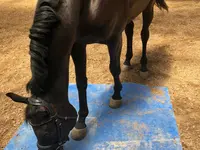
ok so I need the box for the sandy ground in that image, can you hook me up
[0,0,200,149]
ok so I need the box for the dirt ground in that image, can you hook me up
[0,0,200,149]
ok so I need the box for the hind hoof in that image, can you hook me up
[109,98,122,109]
[122,64,132,71]
[71,127,87,141]
[139,71,149,79]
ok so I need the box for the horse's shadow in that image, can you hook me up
[121,44,172,87]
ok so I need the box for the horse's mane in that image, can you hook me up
[26,4,59,96]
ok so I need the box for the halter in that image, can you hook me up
[27,97,71,150]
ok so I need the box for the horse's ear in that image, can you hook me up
[6,93,28,104]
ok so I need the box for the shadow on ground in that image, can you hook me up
[121,44,172,87]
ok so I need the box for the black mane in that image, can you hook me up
[26,5,59,96]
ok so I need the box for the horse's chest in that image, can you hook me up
[78,0,126,43]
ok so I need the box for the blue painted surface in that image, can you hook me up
[5,83,182,150]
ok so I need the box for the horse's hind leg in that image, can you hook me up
[107,36,123,108]
[140,6,154,79]
[70,43,88,141]
[123,21,134,70]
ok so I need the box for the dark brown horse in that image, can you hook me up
[6,0,168,149]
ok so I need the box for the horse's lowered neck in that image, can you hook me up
[45,56,71,106]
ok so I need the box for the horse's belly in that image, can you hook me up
[78,24,120,44]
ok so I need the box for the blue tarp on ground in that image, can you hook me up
[5,83,182,150]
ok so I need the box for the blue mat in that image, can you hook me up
[5,83,182,150]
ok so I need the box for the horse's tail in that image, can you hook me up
[155,0,168,11]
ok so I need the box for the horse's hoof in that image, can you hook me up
[139,71,149,79]
[122,64,132,71]
[109,98,122,109]
[70,127,87,141]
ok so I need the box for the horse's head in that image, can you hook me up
[5,0,82,149]
[6,92,77,150]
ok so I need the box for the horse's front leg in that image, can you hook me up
[70,43,89,141]
[107,35,123,108]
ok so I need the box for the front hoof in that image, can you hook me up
[139,71,149,79]
[122,64,132,71]
[109,98,122,109]
[71,127,87,141]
